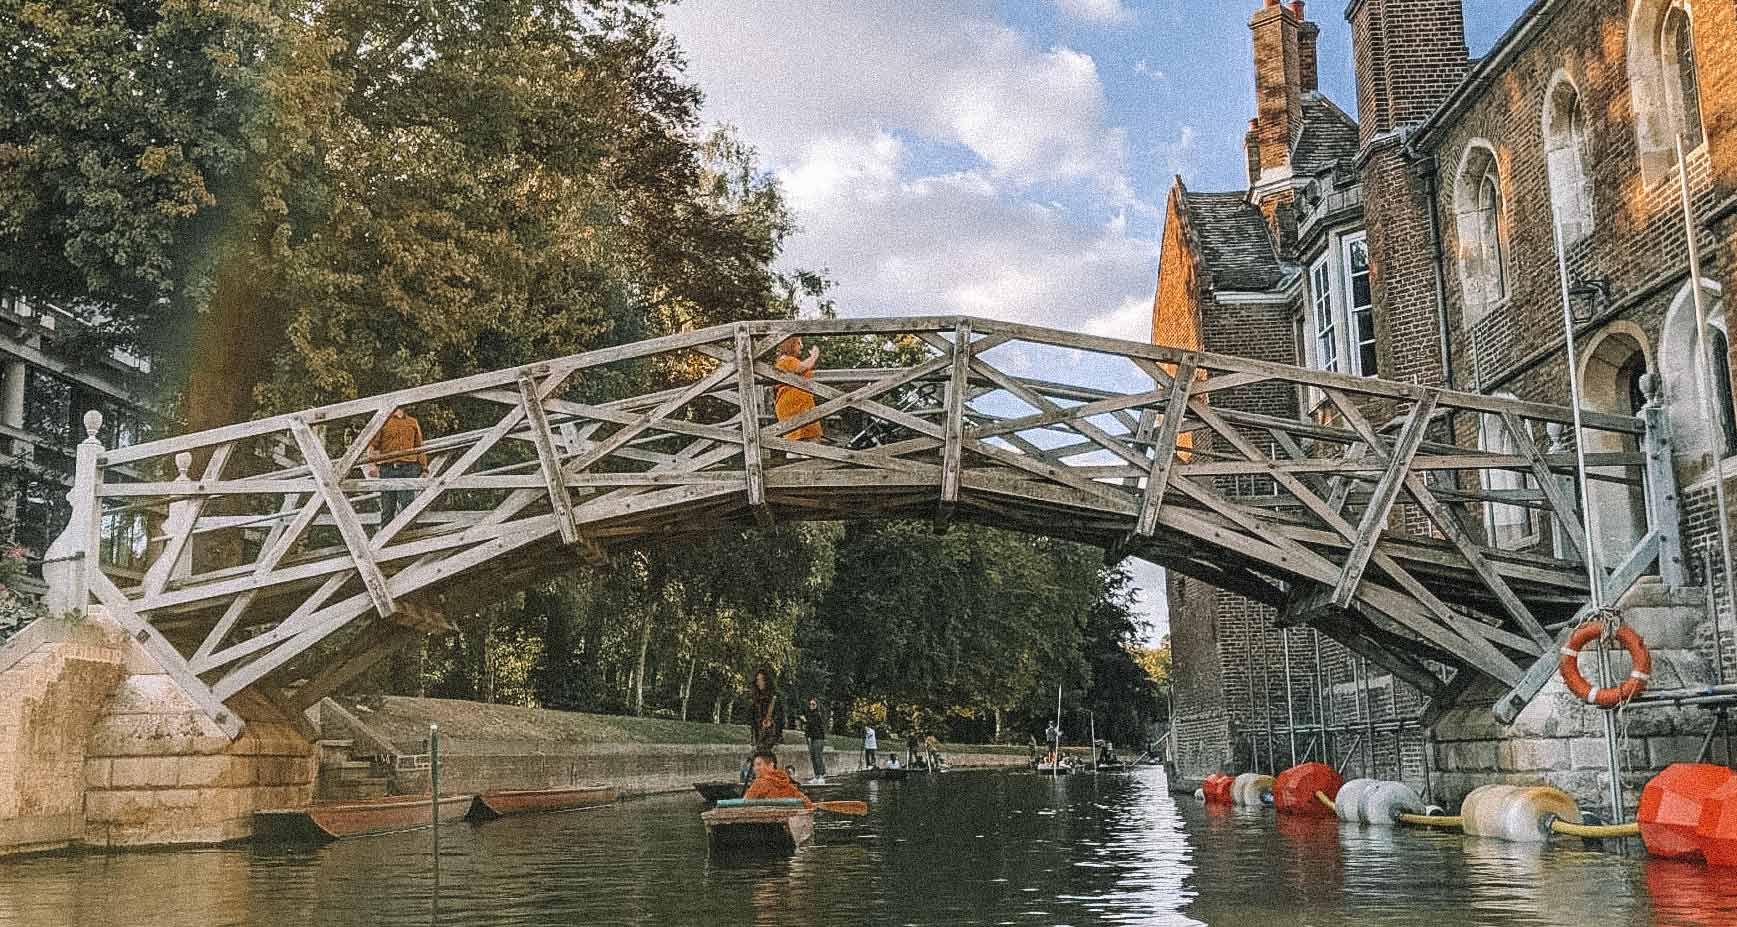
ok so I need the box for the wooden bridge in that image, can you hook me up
[42,316,1680,737]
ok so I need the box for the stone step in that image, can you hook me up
[319,777,390,801]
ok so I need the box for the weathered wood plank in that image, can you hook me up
[1331,391,1438,607]
[1134,358,1196,538]
[734,328,772,528]
[938,321,973,527]
[289,417,397,618]
[519,375,582,548]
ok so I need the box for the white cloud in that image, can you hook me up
[1053,0,1136,24]
[664,1,1126,187]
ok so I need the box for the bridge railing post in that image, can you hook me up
[43,410,104,617]
[1639,373,1686,587]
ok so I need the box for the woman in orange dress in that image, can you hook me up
[772,336,823,441]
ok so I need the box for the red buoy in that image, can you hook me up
[1638,764,1735,860]
[1202,772,1235,805]
[1272,762,1343,817]
[1694,775,1737,868]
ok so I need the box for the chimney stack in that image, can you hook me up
[1348,0,1469,145]
[1248,0,1310,180]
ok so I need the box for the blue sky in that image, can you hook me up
[661,0,1535,640]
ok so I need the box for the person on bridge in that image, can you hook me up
[367,407,429,531]
[744,751,812,809]
[772,336,823,442]
[747,667,787,755]
[803,697,828,783]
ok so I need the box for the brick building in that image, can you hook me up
[1155,0,1737,802]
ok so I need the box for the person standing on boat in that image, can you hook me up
[905,730,919,767]
[862,724,878,768]
[744,752,813,810]
[745,667,787,780]
[803,697,828,784]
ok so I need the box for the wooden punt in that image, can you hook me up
[471,785,617,820]
[253,793,477,844]
[701,803,814,853]
[864,767,909,781]
[693,780,743,804]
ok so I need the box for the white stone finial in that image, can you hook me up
[175,452,193,481]
[82,409,103,441]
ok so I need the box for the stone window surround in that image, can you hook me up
[1629,0,1709,188]
[1542,70,1595,247]
[1453,139,1511,328]
[1658,277,1737,490]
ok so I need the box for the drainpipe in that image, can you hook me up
[1414,156,1456,393]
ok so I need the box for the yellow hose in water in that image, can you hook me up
[1314,791,1336,813]
[1396,812,1465,829]
[1550,819,1641,838]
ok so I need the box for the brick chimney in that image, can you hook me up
[1296,3,1320,92]
[1249,0,1304,180]
[1348,0,1469,145]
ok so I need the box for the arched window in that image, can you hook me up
[1480,404,1538,551]
[1659,279,1736,476]
[1663,5,1704,150]
[1544,77,1594,245]
[1630,0,1706,182]
[1454,143,1507,323]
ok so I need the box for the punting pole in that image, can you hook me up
[1054,683,1062,778]
[430,722,442,898]
[1090,712,1098,774]
[1548,183,1622,825]
[1677,132,1737,679]
[1283,628,1298,767]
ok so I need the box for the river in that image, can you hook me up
[2,768,1734,926]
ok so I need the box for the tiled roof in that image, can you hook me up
[1292,93,1360,175]
[1182,191,1283,292]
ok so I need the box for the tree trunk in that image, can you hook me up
[481,614,496,704]
[711,693,724,724]
[632,615,651,716]
[994,706,1003,743]
[679,655,696,721]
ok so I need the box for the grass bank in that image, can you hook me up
[346,696,1040,758]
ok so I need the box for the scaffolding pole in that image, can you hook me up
[1283,627,1298,767]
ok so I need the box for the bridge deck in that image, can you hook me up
[45,316,1676,735]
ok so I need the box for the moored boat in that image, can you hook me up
[471,785,617,820]
[254,793,477,844]
[693,780,743,804]
[701,800,814,852]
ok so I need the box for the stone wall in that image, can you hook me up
[0,616,129,855]
[82,685,314,849]
[0,609,316,855]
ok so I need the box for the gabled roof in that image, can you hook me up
[1292,93,1361,175]
[1180,189,1284,293]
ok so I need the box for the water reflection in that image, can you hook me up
[0,769,1731,926]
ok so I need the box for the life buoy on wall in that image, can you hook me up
[1558,621,1651,707]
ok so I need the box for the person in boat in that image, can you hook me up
[744,751,813,810]
[863,724,878,769]
[924,734,943,770]
[747,667,786,754]
[772,336,823,442]
[803,697,828,784]
[905,730,919,766]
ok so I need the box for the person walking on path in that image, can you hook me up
[772,336,823,442]
[863,724,878,768]
[367,407,429,531]
[803,697,828,783]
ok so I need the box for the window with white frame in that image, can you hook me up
[1310,256,1338,373]
[1479,404,1538,550]
[1455,144,1507,322]
[1544,78,1594,245]
[1630,0,1707,182]
[1659,280,1737,474]
[1343,233,1377,377]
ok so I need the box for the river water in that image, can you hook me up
[3,767,1735,926]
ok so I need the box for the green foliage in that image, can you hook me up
[0,545,48,647]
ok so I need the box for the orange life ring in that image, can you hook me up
[1559,622,1651,707]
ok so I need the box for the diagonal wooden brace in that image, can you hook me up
[289,417,397,618]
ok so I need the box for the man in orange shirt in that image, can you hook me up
[366,407,429,531]
[772,336,822,442]
[743,751,813,810]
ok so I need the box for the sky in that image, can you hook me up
[660,0,1535,642]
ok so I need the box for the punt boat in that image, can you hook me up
[471,785,617,819]
[253,793,477,843]
[693,780,743,804]
[701,799,814,852]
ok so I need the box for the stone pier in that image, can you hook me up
[0,609,315,856]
